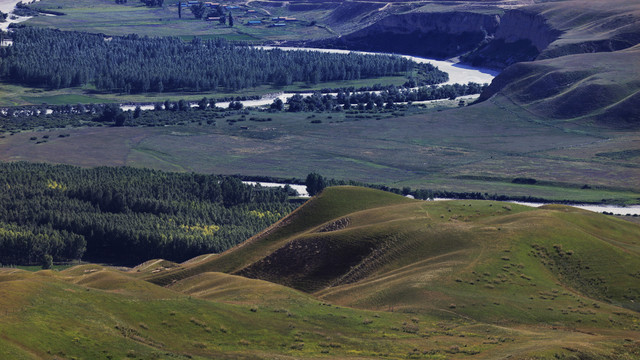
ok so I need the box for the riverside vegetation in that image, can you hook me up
[0,27,446,93]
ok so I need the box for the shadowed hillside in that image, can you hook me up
[147,186,414,286]
[480,44,640,127]
[478,0,640,126]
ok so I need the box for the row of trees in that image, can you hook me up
[0,163,297,265]
[0,27,442,93]
[283,83,487,112]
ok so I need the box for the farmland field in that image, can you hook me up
[26,0,335,40]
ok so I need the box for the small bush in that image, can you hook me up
[402,323,419,334]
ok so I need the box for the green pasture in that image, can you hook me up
[1,95,639,203]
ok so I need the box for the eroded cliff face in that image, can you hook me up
[314,9,560,69]
[494,10,560,52]
[462,10,562,68]
[321,11,500,60]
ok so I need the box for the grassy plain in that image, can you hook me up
[2,95,639,203]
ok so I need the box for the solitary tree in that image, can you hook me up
[198,97,208,110]
[190,2,207,19]
[99,103,123,123]
[228,12,233,27]
[178,1,182,18]
[270,98,283,111]
[177,99,190,111]
[41,254,53,270]
[305,172,326,196]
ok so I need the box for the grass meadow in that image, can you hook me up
[2,95,639,203]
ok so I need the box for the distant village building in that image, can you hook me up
[272,16,297,21]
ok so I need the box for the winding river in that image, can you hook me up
[0,0,498,108]
[121,47,497,111]
[0,0,39,31]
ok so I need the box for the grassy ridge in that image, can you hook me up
[0,266,590,360]
[148,187,640,326]
[148,187,414,285]
[481,48,640,127]
[2,187,640,358]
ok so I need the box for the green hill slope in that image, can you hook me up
[8,266,630,360]
[2,187,640,359]
[148,187,640,327]
[480,45,640,128]
[148,186,414,286]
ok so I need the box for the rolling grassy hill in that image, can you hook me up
[2,186,640,358]
[149,186,640,324]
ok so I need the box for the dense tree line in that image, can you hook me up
[0,163,297,265]
[0,97,272,132]
[284,83,486,112]
[0,27,445,93]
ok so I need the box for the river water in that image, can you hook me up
[0,0,39,31]
[244,182,640,215]
[257,46,499,86]
[120,46,497,111]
